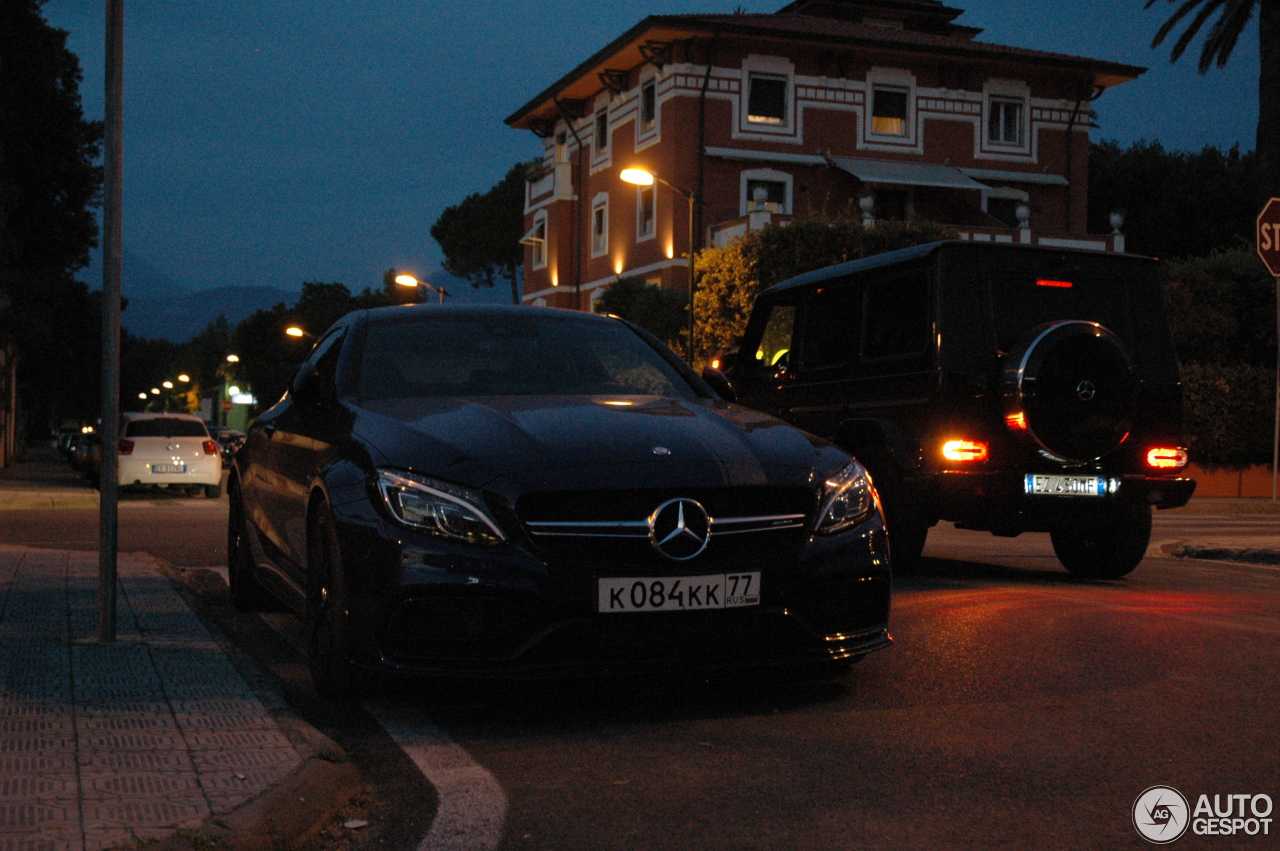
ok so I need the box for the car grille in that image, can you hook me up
[516,486,815,569]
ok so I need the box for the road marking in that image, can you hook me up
[256,613,507,850]
[363,699,508,851]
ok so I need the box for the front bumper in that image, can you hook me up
[909,470,1196,532]
[330,502,893,679]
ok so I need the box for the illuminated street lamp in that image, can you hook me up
[395,273,450,305]
[177,374,190,383]
[226,354,240,363]
[162,381,174,389]
[285,325,314,340]
[619,167,697,361]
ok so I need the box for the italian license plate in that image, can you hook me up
[1024,474,1105,496]
[598,572,761,613]
[151,463,186,474]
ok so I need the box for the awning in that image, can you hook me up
[827,156,987,191]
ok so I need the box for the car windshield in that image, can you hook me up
[358,314,696,400]
[124,418,209,438]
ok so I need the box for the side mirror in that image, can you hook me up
[290,363,324,408]
[701,360,737,403]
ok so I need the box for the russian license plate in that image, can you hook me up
[151,463,186,474]
[598,572,761,613]
[1025,474,1105,496]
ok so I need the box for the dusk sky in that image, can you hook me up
[44,0,1259,305]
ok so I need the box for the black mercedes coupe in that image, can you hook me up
[227,305,891,696]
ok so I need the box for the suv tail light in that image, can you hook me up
[202,440,219,456]
[1146,447,1188,469]
[942,440,989,463]
[117,440,134,455]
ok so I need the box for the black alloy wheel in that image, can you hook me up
[306,502,367,699]
[1049,504,1152,579]
[227,480,279,612]
[858,447,928,571]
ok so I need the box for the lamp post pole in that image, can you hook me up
[619,169,698,363]
[99,0,124,643]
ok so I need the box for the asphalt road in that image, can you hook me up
[4,462,1278,849]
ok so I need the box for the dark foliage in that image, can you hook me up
[0,0,104,430]
[1088,140,1258,260]
[594,277,689,349]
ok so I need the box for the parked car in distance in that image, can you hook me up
[208,426,247,468]
[705,241,1195,579]
[114,412,223,497]
[228,304,892,697]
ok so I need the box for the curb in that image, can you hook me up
[1163,541,1280,565]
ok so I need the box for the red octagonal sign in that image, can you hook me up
[1259,197,1280,277]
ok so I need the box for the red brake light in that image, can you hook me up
[1036,279,1073,288]
[942,440,989,463]
[203,440,219,456]
[1146,447,1188,469]
[117,440,134,455]
[1004,412,1027,431]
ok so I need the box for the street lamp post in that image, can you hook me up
[619,168,697,363]
[395,273,450,304]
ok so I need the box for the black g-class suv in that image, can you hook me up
[706,241,1195,578]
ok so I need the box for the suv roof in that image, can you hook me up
[762,240,1158,296]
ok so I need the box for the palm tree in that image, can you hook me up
[1145,0,1280,208]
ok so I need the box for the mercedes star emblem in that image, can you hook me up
[1076,380,1097,401]
[648,498,710,561]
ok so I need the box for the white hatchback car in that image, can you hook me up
[117,412,223,497]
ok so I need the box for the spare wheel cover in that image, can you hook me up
[1002,321,1137,463]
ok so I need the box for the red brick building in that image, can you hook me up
[505,0,1144,310]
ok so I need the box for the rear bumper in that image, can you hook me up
[118,456,222,487]
[909,471,1196,532]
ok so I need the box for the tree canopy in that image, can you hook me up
[1144,0,1279,205]
[0,0,104,429]
[1088,139,1258,259]
[429,161,534,305]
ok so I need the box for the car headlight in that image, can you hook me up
[375,469,506,546]
[815,460,876,535]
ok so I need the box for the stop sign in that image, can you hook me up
[1258,197,1280,276]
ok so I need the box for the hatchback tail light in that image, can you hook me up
[117,439,134,455]
[1146,447,1188,469]
[202,439,219,455]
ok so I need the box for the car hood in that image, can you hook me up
[351,395,838,491]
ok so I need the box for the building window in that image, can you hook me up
[591,195,608,257]
[641,79,657,131]
[988,97,1024,146]
[637,185,655,240]
[871,87,909,136]
[747,74,788,125]
[739,168,792,217]
[747,179,786,213]
[595,109,609,153]
[531,217,547,268]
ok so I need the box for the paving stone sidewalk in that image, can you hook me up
[0,545,306,851]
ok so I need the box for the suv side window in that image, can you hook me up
[801,284,861,373]
[753,303,797,370]
[862,271,931,363]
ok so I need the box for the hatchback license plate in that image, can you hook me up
[151,463,186,474]
[1025,474,1105,496]
[598,572,761,613]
